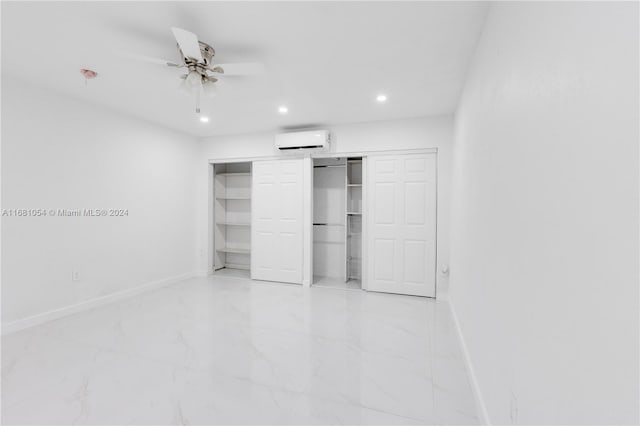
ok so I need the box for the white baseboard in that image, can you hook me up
[448,300,491,425]
[2,272,196,335]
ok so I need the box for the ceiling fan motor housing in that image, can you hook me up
[179,40,220,82]
[178,41,215,66]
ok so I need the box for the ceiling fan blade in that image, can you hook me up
[120,52,181,67]
[212,62,265,76]
[171,27,203,62]
[202,78,232,98]
[215,78,232,90]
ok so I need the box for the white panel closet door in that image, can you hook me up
[366,153,436,297]
[251,159,304,284]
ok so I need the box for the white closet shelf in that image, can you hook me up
[216,247,251,254]
[216,196,251,200]
[216,222,251,226]
[347,184,362,187]
[216,172,251,177]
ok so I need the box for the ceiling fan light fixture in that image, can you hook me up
[178,77,192,95]
[202,79,218,98]
[186,71,202,88]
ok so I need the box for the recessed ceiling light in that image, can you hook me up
[199,116,210,123]
[376,94,388,103]
[278,106,289,114]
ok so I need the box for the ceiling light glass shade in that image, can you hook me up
[186,71,202,89]
[202,79,218,98]
[178,77,192,95]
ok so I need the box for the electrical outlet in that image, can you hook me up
[72,270,80,281]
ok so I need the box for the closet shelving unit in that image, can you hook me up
[346,158,363,286]
[213,162,252,277]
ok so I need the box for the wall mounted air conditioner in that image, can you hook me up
[275,130,330,151]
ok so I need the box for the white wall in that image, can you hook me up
[196,116,454,294]
[450,2,638,424]
[2,77,199,325]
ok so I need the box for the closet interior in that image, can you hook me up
[312,157,363,290]
[213,161,252,279]
[346,158,363,285]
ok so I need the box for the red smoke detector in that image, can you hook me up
[80,69,98,80]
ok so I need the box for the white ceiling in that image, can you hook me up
[2,2,488,137]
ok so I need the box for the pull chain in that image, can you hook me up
[195,86,201,114]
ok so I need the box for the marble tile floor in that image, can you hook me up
[212,268,251,280]
[312,276,362,291]
[2,276,478,425]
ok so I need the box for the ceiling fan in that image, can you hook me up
[128,27,264,113]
